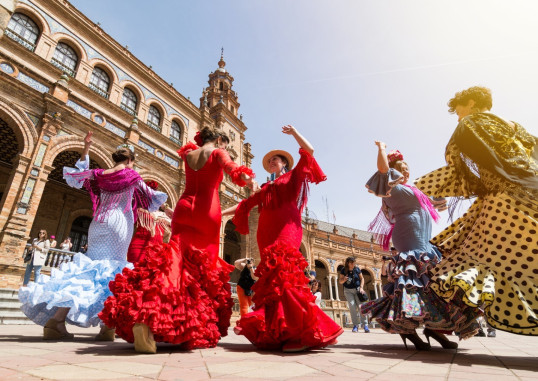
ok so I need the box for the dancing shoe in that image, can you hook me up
[43,318,74,340]
[352,325,358,333]
[133,323,157,354]
[282,340,308,352]
[95,326,115,341]
[476,328,486,337]
[423,328,458,349]
[364,324,370,333]
[400,333,431,351]
[487,330,496,338]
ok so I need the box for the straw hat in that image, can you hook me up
[262,149,294,173]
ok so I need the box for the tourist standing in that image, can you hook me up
[235,258,258,316]
[339,257,369,333]
[22,229,50,286]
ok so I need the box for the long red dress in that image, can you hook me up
[99,142,253,349]
[233,148,344,350]
[127,209,171,263]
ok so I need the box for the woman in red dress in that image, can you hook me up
[127,181,172,264]
[99,127,255,353]
[226,125,344,352]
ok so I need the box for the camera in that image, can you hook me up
[246,258,252,265]
[382,256,392,261]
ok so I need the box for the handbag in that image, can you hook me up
[358,290,369,302]
[23,248,34,263]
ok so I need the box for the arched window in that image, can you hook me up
[51,42,78,77]
[120,88,138,116]
[147,106,161,132]
[170,120,182,144]
[6,13,40,51]
[88,67,110,98]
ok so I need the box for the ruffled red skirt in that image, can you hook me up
[126,226,163,263]
[234,242,343,350]
[99,236,234,349]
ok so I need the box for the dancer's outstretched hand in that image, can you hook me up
[84,131,93,147]
[375,141,386,150]
[282,125,297,135]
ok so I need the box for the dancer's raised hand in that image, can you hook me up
[281,125,297,135]
[82,131,93,158]
[375,141,386,150]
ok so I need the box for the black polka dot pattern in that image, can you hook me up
[416,167,538,336]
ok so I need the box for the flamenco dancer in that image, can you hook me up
[19,132,167,340]
[361,142,480,350]
[127,180,172,263]
[99,127,256,353]
[226,125,344,352]
[415,86,538,335]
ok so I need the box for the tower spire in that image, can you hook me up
[218,47,226,70]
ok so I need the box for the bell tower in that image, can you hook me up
[200,48,240,117]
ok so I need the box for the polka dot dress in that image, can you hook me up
[416,167,538,336]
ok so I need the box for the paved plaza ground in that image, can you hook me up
[0,325,536,381]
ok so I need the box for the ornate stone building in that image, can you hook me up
[0,0,387,329]
[0,0,253,288]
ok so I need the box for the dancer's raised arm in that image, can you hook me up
[282,125,314,155]
[82,131,92,160]
[375,141,389,174]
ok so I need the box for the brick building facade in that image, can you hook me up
[0,0,388,327]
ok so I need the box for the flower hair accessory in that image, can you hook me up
[194,131,203,147]
[145,180,159,190]
[117,143,135,153]
[387,150,404,165]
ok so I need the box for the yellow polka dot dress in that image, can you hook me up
[415,113,538,336]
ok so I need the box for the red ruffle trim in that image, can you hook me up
[229,165,255,187]
[234,241,343,350]
[176,142,199,158]
[232,199,251,235]
[99,237,234,349]
[298,148,327,184]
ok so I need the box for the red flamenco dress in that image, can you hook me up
[233,149,344,350]
[99,142,254,349]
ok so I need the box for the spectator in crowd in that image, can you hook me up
[339,256,369,333]
[23,229,50,286]
[49,235,58,249]
[235,257,258,316]
[59,237,72,251]
[311,279,322,307]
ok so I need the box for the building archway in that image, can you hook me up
[30,151,101,243]
[0,117,21,210]
[68,215,92,252]
[315,259,330,300]
[361,268,375,300]
[336,264,345,301]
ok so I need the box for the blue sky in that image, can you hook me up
[71,0,538,235]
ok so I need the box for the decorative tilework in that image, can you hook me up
[94,115,104,124]
[42,135,51,142]
[30,168,39,176]
[104,122,126,138]
[20,177,36,205]
[25,113,40,126]
[138,140,155,154]
[17,72,49,93]
[156,151,163,159]
[164,154,179,168]
[33,143,47,167]
[67,100,92,119]
[57,130,69,136]
[0,62,14,74]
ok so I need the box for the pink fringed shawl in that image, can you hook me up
[368,184,440,250]
[67,168,150,222]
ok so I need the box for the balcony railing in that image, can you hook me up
[146,120,161,132]
[23,244,74,269]
[50,58,75,77]
[4,28,36,52]
[88,82,109,99]
[120,103,137,116]
[169,136,182,145]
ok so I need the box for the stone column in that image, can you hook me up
[334,275,340,300]
[373,282,379,299]
[327,275,334,300]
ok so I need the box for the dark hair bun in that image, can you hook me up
[199,127,230,144]
[112,148,135,163]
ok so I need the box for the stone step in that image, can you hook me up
[0,300,22,309]
[0,309,27,318]
[0,317,34,325]
[0,288,19,298]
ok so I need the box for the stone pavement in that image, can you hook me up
[0,325,536,381]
